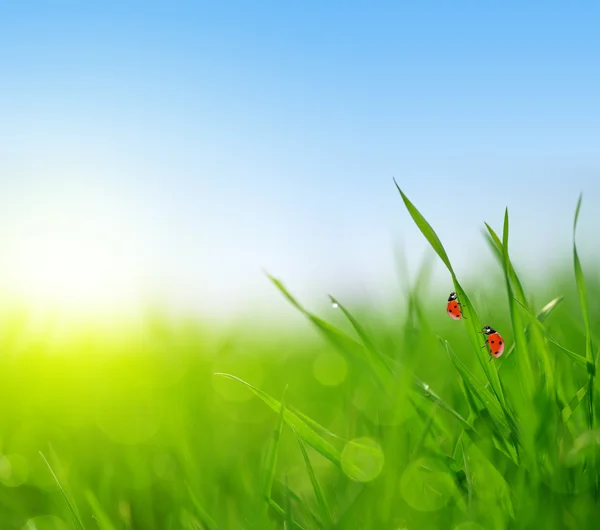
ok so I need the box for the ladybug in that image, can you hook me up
[446,292,463,320]
[482,325,505,360]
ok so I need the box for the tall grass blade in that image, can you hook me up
[40,451,86,530]
[573,194,595,427]
[263,387,288,501]
[485,221,527,302]
[501,209,535,399]
[393,179,454,272]
[394,181,507,409]
[444,342,512,440]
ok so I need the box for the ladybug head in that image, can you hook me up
[448,292,457,301]
[481,325,496,335]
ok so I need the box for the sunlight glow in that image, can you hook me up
[1,213,145,316]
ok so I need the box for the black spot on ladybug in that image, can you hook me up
[454,304,458,309]
[491,340,495,344]
[499,341,503,345]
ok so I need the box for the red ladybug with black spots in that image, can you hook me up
[482,325,505,360]
[446,292,463,320]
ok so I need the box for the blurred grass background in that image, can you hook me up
[3,3,600,529]
[0,209,599,529]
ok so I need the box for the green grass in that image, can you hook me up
[0,187,599,529]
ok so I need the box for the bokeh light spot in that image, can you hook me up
[400,457,456,512]
[0,453,28,487]
[341,437,384,482]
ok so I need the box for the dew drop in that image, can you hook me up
[332,302,339,309]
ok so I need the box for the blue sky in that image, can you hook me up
[1,2,599,317]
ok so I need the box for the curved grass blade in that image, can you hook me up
[293,427,333,527]
[328,295,394,390]
[537,296,564,324]
[573,194,595,426]
[214,373,341,467]
[290,407,344,442]
[40,451,86,530]
[267,274,385,390]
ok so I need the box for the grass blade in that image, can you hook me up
[393,179,453,273]
[185,484,219,530]
[485,221,527,302]
[328,295,395,390]
[562,384,589,423]
[394,181,507,410]
[263,387,288,501]
[514,298,593,372]
[444,342,512,440]
[214,373,342,467]
[293,427,333,527]
[412,377,473,431]
[40,451,86,530]
[267,499,307,530]
[84,490,116,530]
[410,402,439,458]
[537,296,564,324]
[267,274,384,388]
[290,407,344,441]
[500,209,535,400]
[573,194,595,427]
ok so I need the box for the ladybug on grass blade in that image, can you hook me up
[446,292,464,320]
[482,325,505,360]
